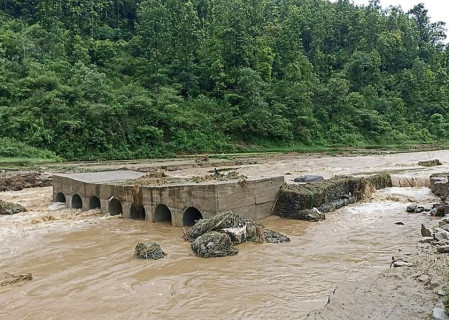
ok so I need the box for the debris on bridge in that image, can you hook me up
[185,212,290,258]
[135,242,167,260]
[275,173,392,221]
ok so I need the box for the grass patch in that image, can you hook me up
[0,137,61,160]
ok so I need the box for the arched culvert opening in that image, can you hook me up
[183,207,203,227]
[71,194,82,209]
[89,196,101,210]
[130,204,146,220]
[154,204,172,223]
[109,197,122,216]
[55,192,66,203]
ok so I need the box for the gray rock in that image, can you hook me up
[433,301,447,320]
[418,274,430,282]
[407,205,417,213]
[222,226,247,244]
[419,237,435,243]
[437,245,449,253]
[416,206,425,213]
[434,228,449,241]
[0,200,26,215]
[294,175,324,183]
[393,261,413,267]
[422,224,433,237]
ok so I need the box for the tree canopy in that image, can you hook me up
[1,0,448,159]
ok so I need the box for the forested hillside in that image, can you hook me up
[1,0,448,160]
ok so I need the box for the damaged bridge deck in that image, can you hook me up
[52,171,284,227]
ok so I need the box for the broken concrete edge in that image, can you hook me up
[275,173,393,221]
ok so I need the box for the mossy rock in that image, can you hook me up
[135,242,166,260]
[0,200,26,215]
[184,211,246,241]
[191,231,238,258]
[276,174,391,221]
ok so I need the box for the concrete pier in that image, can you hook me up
[52,171,284,226]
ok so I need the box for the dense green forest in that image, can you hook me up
[0,0,448,160]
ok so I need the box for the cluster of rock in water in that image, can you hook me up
[416,172,449,255]
[135,212,290,259]
[186,212,290,258]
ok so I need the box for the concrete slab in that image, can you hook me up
[53,170,285,226]
[56,170,145,184]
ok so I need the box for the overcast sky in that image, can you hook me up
[347,0,449,25]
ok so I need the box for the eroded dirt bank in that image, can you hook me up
[1,150,449,319]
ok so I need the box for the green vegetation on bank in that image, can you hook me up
[1,0,448,160]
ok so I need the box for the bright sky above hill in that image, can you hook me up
[347,0,449,26]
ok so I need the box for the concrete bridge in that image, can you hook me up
[52,171,284,227]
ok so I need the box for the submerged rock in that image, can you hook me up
[294,175,324,183]
[135,242,166,260]
[0,200,26,215]
[393,261,413,267]
[418,159,442,167]
[191,231,238,258]
[1,272,32,287]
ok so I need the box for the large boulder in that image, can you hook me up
[191,231,238,258]
[0,200,26,215]
[184,211,246,241]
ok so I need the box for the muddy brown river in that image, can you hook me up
[1,150,448,319]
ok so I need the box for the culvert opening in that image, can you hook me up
[130,204,146,220]
[183,207,203,226]
[71,194,82,209]
[89,196,101,210]
[109,198,122,216]
[55,192,66,203]
[154,204,172,223]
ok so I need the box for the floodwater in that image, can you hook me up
[0,186,440,320]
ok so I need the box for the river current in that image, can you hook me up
[0,185,439,320]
